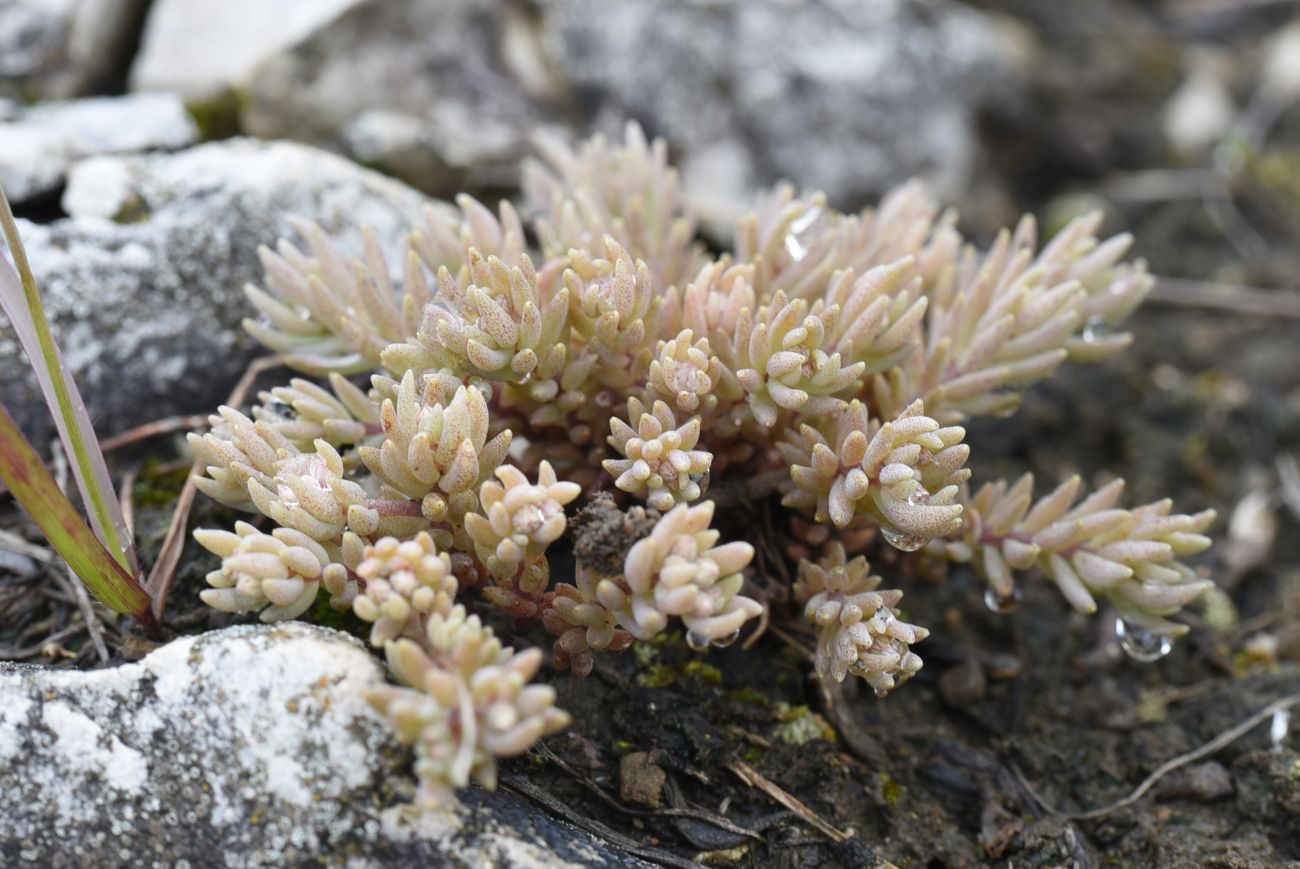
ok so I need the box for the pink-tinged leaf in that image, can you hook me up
[0,401,152,621]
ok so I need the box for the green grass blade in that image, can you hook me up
[0,401,152,619]
[0,185,138,576]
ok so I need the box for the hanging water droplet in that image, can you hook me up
[685,631,711,652]
[1114,617,1173,662]
[873,687,888,698]
[881,527,927,552]
[1081,315,1112,344]
[1270,708,1291,752]
[907,488,930,507]
[712,630,741,649]
[783,206,823,262]
[983,584,1022,614]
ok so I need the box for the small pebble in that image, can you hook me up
[1153,761,1234,802]
[619,751,666,809]
[983,652,1023,680]
[939,659,987,707]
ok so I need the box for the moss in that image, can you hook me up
[185,90,244,141]
[636,664,677,688]
[880,773,904,808]
[682,660,722,685]
[631,642,658,667]
[726,687,768,706]
[772,703,836,746]
[132,461,192,509]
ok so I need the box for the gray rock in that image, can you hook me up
[242,0,557,194]
[129,0,364,100]
[0,93,197,203]
[0,0,151,99]
[1154,760,1235,803]
[0,622,647,867]
[541,0,1020,208]
[1,138,437,446]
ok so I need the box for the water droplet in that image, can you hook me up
[881,527,927,552]
[1114,617,1173,662]
[1270,708,1291,752]
[712,630,741,648]
[873,687,888,698]
[1081,315,1111,344]
[907,489,930,507]
[782,206,823,262]
[983,584,1022,614]
[685,631,711,652]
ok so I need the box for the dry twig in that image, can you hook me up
[727,759,852,843]
[1149,277,1300,320]
[1016,689,1300,820]
[100,414,211,453]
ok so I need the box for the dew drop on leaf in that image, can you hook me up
[712,629,741,648]
[1081,315,1112,344]
[881,527,927,552]
[783,206,823,262]
[983,584,1022,614]
[1114,616,1172,662]
[685,631,711,652]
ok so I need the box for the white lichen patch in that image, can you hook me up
[0,623,647,868]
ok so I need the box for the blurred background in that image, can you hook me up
[2,3,1298,623]
[3,0,1297,503]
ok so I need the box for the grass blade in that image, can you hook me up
[0,401,153,622]
[0,185,137,575]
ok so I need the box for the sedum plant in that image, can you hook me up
[188,124,1215,807]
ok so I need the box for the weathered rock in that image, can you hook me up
[0,93,197,203]
[0,0,150,99]
[128,0,364,100]
[618,751,666,809]
[242,0,557,195]
[0,138,438,446]
[1153,760,1235,802]
[0,622,647,867]
[541,0,1020,208]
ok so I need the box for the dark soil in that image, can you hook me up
[3,1,1300,866]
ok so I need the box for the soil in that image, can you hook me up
[4,1,1300,867]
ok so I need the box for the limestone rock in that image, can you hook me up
[0,138,438,445]
[0,0,150,99]
[0,622,646,867]
[0,93,197,203]
[241,0,557,194]
[128,0,363,100]
[541,0,1020,209]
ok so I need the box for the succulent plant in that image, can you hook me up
[190,123,1216,808]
